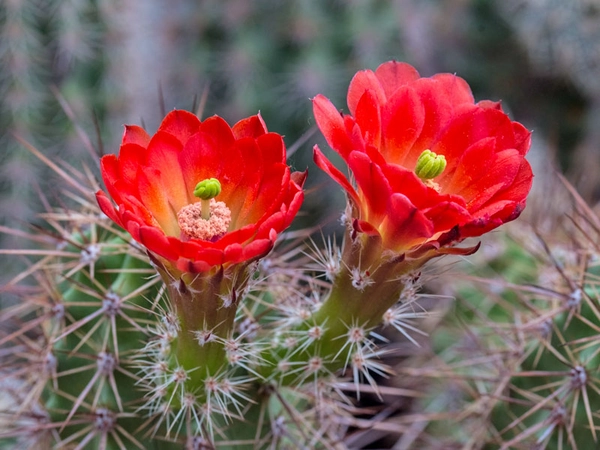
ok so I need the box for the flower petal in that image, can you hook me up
[138,225,179,261]
[313,146,360,208]
[241,237,274,262]
[347,69,386,116]
[144,130,189,211]
[100,154,124,204]
[96,191,123,227]
[475,159,533,218]
[246,164,290,225]
[122,125,150,147]
[423,201,472,233]
[426,73,474,108]
[379,193,434,250]
[232,114,268,139]
[433,107,519,172]
[313,94,355,159]
[441,137,496,193]
[348,151,391,224]
[354,90,382,150]
[381,86,425,165]
[157,110,201,146]
[227,138,262,227]
[118,143,146,189]
[199,115,236,151]
[257,133,287,168]
[512,121,532,156]
[374,61,420,99]
[455,148,522,210]
[407,74,474,164]
[136,168,179,236]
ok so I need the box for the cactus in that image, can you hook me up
[399,180,600,449]
[0,141,418,449]
[0,60,535,449]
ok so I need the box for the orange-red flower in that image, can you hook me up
[313,61,532,254]
[97,110,305,273]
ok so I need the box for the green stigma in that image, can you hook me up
[415,150,446,180]
[194,178,222,220]
[194,178,222,200]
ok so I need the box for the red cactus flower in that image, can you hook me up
[96,110,305,273]
[313,61,532,254]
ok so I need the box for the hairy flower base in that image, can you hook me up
[315,224,478,334]
[261,223,480,382]
[149,253,252,390]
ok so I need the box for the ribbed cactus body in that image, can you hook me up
[44,234,161,448]
[416,224,600,449]
[0,203,381,448]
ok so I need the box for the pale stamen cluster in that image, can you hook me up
[177,199,231,241]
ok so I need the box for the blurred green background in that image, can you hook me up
[1,0,599,278]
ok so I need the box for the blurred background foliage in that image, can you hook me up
[1,0,599,285]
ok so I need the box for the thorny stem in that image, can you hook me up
[165,273,234,378]
[155,261,248,395]
[311,265,404,349]
[263,229,420,381]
